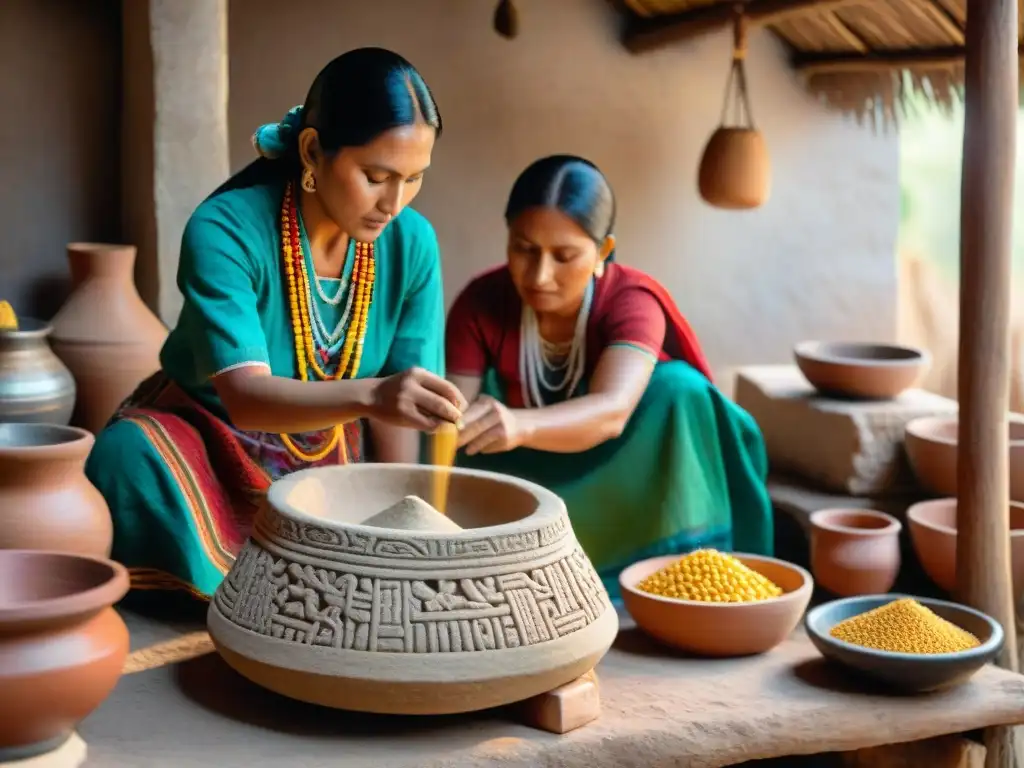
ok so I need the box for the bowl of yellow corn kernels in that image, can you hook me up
[619,550,813,657]
[805,594,1004,692]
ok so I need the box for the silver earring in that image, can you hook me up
[595,261,605,278]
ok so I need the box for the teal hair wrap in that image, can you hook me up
[251,105,304,159]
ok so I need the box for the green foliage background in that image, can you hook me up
[898,94,1024,280]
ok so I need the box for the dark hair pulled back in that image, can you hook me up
[215,47,441,196]
[504,155,616,258]
[300,46,441,154]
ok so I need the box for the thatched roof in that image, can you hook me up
[618,0,1022,122]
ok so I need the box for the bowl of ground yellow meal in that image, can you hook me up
[619,550,813,657]
[805,594,1004,693]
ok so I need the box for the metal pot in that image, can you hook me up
[0,319,76,425]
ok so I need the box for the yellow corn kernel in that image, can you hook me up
[636,549,784,603]
[829,597,981,654]
[0,301,17,331]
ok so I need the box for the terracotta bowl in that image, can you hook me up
[619,553,813,657]
[794,341,929,400]
[809,509,902,597]
[0,550,129,761]
[907,498,1024,595]
[208,463,619,715]
[904,415,1024,501]
[806,594,1003,692]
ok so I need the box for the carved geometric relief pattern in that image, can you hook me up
[213,539,610,653]
[260,512,568,561]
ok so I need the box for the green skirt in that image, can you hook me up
[456,361,774,598]
[84,374,362,604]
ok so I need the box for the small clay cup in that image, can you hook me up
[907,498,1024,595]
[619,553,813,657]
[0,550,129,760]
[809,509,902,597]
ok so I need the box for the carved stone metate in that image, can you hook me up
[208,464,619,715]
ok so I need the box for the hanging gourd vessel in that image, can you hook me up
[698,9,771,210]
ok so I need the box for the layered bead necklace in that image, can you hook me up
[280,180,376,462]
[296,212,356,360]
[518,279,594,408]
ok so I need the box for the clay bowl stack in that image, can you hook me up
[0,550,129,761]
[907,498,1024,594]
[806,595,1003,693]
[208,463,619,715]
[794,341,930,400]
[618,553,813,656]
[904,415,1024,502]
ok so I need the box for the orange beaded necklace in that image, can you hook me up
[280,180,376,462]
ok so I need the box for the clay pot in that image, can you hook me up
[698,127,771,210]
[794,340,929,400]
[905,415,1024,502]
[809,509,902,597]
[208,463,619,715]
[0,550,129,760]
[50,243,168,435]
[907,498,1024,595]
[619,553,813,657]
[0,319,75,425]
[0,423,112,557]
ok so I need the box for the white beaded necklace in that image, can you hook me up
[315,271,348,306]
[519,279,594,408]
[298,212,355,347]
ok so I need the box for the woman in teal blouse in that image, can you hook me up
[86,48,465,601]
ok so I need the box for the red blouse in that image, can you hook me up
[446,263,712,408]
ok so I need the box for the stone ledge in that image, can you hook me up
[76,610,1024,768]
[736,365,956,496]
[768,472,929,531]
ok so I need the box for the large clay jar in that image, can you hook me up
[809,509,902,597]
[0,423,112,557]
[0,550,129,761]
[0,318,75,425]
[209,463,619,715]
[50,243,168,435]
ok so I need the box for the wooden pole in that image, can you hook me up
[955,0,1020,764]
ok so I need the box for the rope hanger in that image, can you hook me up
[719,6,757,130]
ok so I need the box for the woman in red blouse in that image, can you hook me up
[446,155,773,595]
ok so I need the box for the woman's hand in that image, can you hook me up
[370,367,467,432]
[457,396,529,455]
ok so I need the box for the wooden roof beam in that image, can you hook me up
[623,0,862,54]
[915,0,965,45]
[793,44,1023,74]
